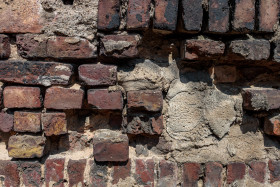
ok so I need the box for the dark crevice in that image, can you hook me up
[228,0,235,32]
[62,0,74,5]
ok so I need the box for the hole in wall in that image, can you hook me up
[62,0,74,5]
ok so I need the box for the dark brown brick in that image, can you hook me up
[0,161,20,187]
[45,158,65,187]
[181,0,203,32]
[0,113,13,132]
[135,159,154,186]
[89,160,108,187]
[158,160,177,186]
[42,112,67,136]
[204,162,223,187]
[20,162,42,187]
[67,159,86,187]
[210,66,237,83]
[97,0,120,30]
[233,0,255,31]
[259,0,279,32]
[0,61,73,86]
[4,86,41,109]
[269,160,280,183]
[127,0,151,30]
[88,89,123,110]
[209,0,230,33]
[112,160,131,184]
[227,162,246,184]
[274,40,280,62]
[0,35,11,59]
[264,113,280,136]
[44,87,84,109]
[249,161,266,183]
[79,64,117,86]
[182,163,201,187]
[14,112,41,133]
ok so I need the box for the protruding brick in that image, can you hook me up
[89,160,108,187]
[233,0,255,31]
[0,161,20,187]
[154,0,179,32]
[45,159,65,187]
[209,0,230,33]
[8,135,46,158]
[259,0,279,32]
[127,90,163,112]
[204,162,223,187]
[79,64,117,86]
[210,66,237,83]
[181,39,225,60]
[0,61,73,86]
[0,113,13,132]
[47,37,97,59]
[20,162,42,187]
[4,86,41,109]
[88,89,123,110]
[227,162,246,184]
[229,40,270,61]
[97,0,120,30]
[127,0,151,30]
[269,160,280,183]
[42,113,67,136]
[264,113,280,136]
[242,88,280,111]
[14,112,41,133]
[67,159,87,187]
[0,35,11,59]
[182,163,201,187]
[93,130,129,162]
[100,35,141,58]
[112,160,131,184]
[135,159,154,186]
[181,0,203,32]
[158,160,177,187]
[44,87,84,109]
[249,161,266,183]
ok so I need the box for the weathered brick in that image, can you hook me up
[127,90,163,112]
[0,161,20,187]
[135,159,154,186]
[93,130,129,162]
[20,162,42,187]
[229,40,270,61]
[4,86,41,109]
[42,113,67,136]
[154,0,179,32]
[158,160,177,187]
[45,158,65,187]
[209,0,230,33]
[127,0,151,30]
[204,162,223,187]
[112,160,131,184]
[44,87,84,109]
[0,0,43,33]
[233,0,255,31]
[0,35,11,59]
[181,39,225,60]
[79,64,117,86]
[88,89,123,110]
[210,66,237,83]
[100,35,141,58]
[269,160,280,183]
[249,161,266,183]
[264,113,280,136]
[97,0,120,30]
[0,61,73,86]
[14,112,41,133]
[259,0,279,32]
[242,88,280,111]
[89,160,108,187]
[227,162,246,184]
[0,113,13,132]
[8,135,46,158]
[181,0,203,32]
[67,159,87,187]
[273,40,280,62]
[47,37,97,59]
[182,163,201,187]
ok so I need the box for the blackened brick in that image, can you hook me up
[209,0,230,33]
[0,35,11,59]
[158,160,177,187]
[89,160,108,187]
[269,160,280,183]
[97,0,120,30]
[181,0,203,32]
[127,0,151,30]
[20,162,42,187]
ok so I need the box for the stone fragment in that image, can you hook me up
[210,66,237,83]
[8,135,46,158]
[112,160,131,184]
[209,0,230,33]
[67,159,87,187]
[181,0,203,32]
[259,0,279,32]
[14,112,41,133]
[97,0,120,30]
[0,35,11,59]
[182,163,201,186]
[204,162,223,187]
[135,159,154,186]
[158,160,177,187]
[42,113,67,136]
[89,160,108,187]
[227,163,246,184]
[127,0,151,30]
[45,159,65,187]
[233,0,255,31]
[0,113,13,132]
[0,161,20,187]
[249,161,266,183]
[264,113,280,136]
[20,162,42,187]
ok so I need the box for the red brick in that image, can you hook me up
[0,35,11,59]
[4,86,41,108]
[0,161,20,187]
[0,113,13,132]
[127,90,163,112]
[227,162,246,184]
[97,0,120,30]
[158,160,177,186]
[93,130,129,162]
[269,160,280,183]
[0,61,73,86]
[181,39,225,60]
[89,160,108,187]
[210,66,237,83]
[20,162,42,187]
[47,37,97,59]
[259,0,279,32]
[79,64,117,86]
[264,113,280,136]
[112,160,131,184]
[45,158,65,187]
[127,0,151,30]
[14,112,41,133]
[42,113,67,136]
[88,89,123,110]
[135,159,154,186]
[44,87,84,109]
[182,163,201,187]
[181,0,203,32]
[249,161,266,183]
[154,0,179,32]
[204,162,223,187]
[100,35,140,58]
[67,159,86,187]
[233,0,255,31]
[208,0,230,33]
[0,0,43,33]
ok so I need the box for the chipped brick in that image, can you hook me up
[42,113,67,136]
[14,112,41,133]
